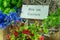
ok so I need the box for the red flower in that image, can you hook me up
[6,34,10,40]
[39,36,44,40]
[22,29,30,34]
[21,22,25,26]
[14,30,18,37]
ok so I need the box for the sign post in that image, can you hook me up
[21,5,49,26]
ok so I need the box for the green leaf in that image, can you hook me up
[3,0,10,8]
[4,8,10,14]
[16,0,22,8]
[43,27,49,34]
[10,8,16,12]
[11,34,15,40]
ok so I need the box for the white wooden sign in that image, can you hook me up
[21,5,49,19]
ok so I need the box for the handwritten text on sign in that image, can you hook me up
[21,5,49,19]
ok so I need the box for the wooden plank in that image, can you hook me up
[0,29,3,40]
[49,32,60,40]
[0,26,9,40]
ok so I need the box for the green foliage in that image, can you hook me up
[3,0,10,8]
[0,0,22,14]
[4,8,10,14]
[16,0,22,8]
[42,8,60,28]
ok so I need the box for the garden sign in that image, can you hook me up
[21,5,49,20]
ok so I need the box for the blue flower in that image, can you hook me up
[10,12,22,24]
[0,22,7,29]
[5,16,11,24]
[0,11,23,29]
[2,23,7,29]
[0,11,11,29]
[0,11,5,23]
[16,17,22,22]
[10,12,18,20]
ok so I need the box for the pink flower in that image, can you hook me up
[16,20,20,24]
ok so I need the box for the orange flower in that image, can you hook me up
[6,34,10,40]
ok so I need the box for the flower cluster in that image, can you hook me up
[0,11,22,29]
[6,21,45,40]
[5,19,49,40]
